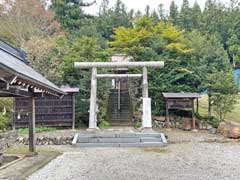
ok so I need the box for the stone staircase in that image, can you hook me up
[107,89,132,126]
[72,131,167,147]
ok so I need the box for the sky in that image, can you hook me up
[83,0,231,15]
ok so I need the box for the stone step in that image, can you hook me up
[73,142,165,148]
[78,137,141,143]
[140,137,163,143]
[77,133,163,138]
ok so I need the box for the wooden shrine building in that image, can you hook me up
[162,93,200,129]
[13,86,79,129]
[0,40,66,152]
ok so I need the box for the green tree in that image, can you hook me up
[158,4,165,20]
[96,0,133,39]
[207,71,238,121]
[201,0,228,43]
[186,31,232,118]
[145,5,150,17]
[227,31,240,67]
[179,0,192,30]
[51,0,95,31]
[109,17,196,114]
[169,1,179,25]
[191,1,202,29]
[63,37,109,126]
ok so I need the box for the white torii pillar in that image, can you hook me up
[88,67,98,130]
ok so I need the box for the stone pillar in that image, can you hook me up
[142,67,152,130]
[142,66,148,98]
[88,67,98,130]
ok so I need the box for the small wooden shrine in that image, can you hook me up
[162,93,200,129]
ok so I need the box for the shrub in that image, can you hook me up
[207,116,220,129]
[134,121,142,129]
[99,120,110,129]
[0,113,8,130]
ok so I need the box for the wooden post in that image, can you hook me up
[196,98,199,114]
[192,99,196,130]
[72,94,75,130]
[12,98,16,130]
[208,94,211,118]
[166,100,170,128]
[29,96,36,152]
[142,66,148,98]
[88,67,97,130]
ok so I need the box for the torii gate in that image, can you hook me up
[74,61,164,131]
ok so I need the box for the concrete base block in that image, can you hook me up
[73,131,168,147]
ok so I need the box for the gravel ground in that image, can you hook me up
[28,140,240,180]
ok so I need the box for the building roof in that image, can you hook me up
[162,93,200,99]
[0,40,29,64]
[0,40,65,96]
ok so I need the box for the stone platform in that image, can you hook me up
[72,128,167,147]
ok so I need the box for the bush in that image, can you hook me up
[0,114,7,130]
[134,121,142,129]
[207,116,220,128]
[99,120,110,129]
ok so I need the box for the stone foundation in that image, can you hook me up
[16,136,74,145]
[0,131,18,152]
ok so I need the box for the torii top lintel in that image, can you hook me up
[74,61,164,69]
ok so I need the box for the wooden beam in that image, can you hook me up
[74,61,164,69]
[96,74,142,79]
[0,86,33,97]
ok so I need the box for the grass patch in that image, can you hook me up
[198,94,240,124]
[134,121,142,129]
[144,147,170,153]
[5,146,62,156]
[18,127,57,135]
[99,120,110,129]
